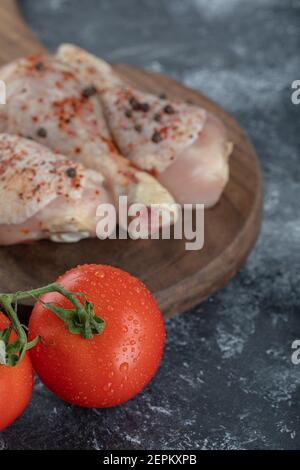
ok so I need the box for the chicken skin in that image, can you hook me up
[57,44,232,207]
[0,134,112,244]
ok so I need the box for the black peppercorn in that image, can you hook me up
[152,130,163,143]
[135,124,142,133]
[66,167,77,178]
[164,104,175,114]
[37,127,47,138]
[35,62,44,71]
[82,85,97,98]
[129,97,140,110]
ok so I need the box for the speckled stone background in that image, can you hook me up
[1,0,300,450]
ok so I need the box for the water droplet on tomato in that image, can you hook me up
[119,362,129,373]
[103,382,112,392]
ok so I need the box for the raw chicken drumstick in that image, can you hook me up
[57,44,233,207]
[0,134,112,244]
[0,55,176,215]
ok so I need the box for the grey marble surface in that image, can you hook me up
[1,0,300,450]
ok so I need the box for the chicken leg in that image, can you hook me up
[0,134,113,244]
[57,44,232,207]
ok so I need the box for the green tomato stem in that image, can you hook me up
[0,282,105,367]
[0,295,28,365]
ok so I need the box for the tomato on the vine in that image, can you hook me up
[0,312,33,431]
[29,264,165,408]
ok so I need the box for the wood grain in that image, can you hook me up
[0,0,262,317]
[0,0,46,60]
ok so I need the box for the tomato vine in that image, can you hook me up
[0,282,105,366]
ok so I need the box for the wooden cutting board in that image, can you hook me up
[0,0,262,318]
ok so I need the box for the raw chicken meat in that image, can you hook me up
[57,43,122,91]
[0,55,176,214]
[158,114,232,206]
[0,134,112,244]
[57,44,232,207]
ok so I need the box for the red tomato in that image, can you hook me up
[0,312,33,431]
[29,265,165,408]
